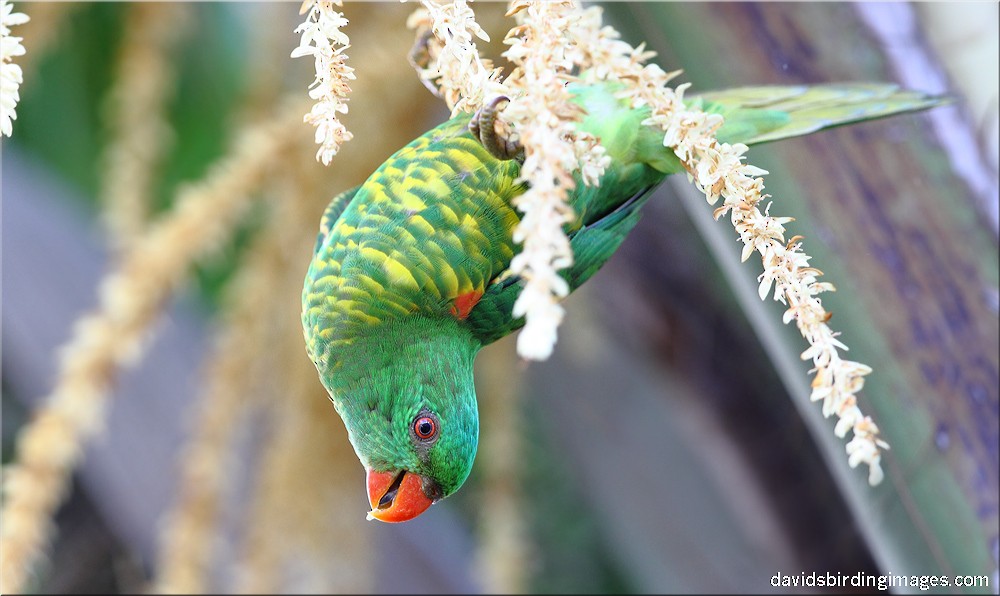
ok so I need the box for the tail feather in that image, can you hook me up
[692,83,947,145]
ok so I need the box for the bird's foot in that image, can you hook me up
[469,96,523,162]
[408,28,435,72]
[409,29,445,99]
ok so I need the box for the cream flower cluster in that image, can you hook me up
[292,0,354,165]
[411,0,505,117]
[600,30,889,487]
[1,0,28,137]
[500,1,611,360]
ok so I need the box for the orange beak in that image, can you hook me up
[366,468,435,523]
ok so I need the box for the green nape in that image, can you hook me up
[323,315,482,499]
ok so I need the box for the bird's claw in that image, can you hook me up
[408,29,435,72]
[469,96,523,162]
[409,29,444,99]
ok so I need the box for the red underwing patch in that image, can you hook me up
[450,290,483,319]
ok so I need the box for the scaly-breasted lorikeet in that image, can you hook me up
[302,82,941,522]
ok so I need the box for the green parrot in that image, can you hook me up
[301,82,942,522]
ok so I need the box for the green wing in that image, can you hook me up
[694,83,946,145]
[466,185,657,345]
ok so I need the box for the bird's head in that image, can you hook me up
[323,316,481,523]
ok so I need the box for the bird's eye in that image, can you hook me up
[413,415,437,441]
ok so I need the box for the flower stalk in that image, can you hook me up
[292,0,354,165]
[411,0,505,116]
[99,2,189,252]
